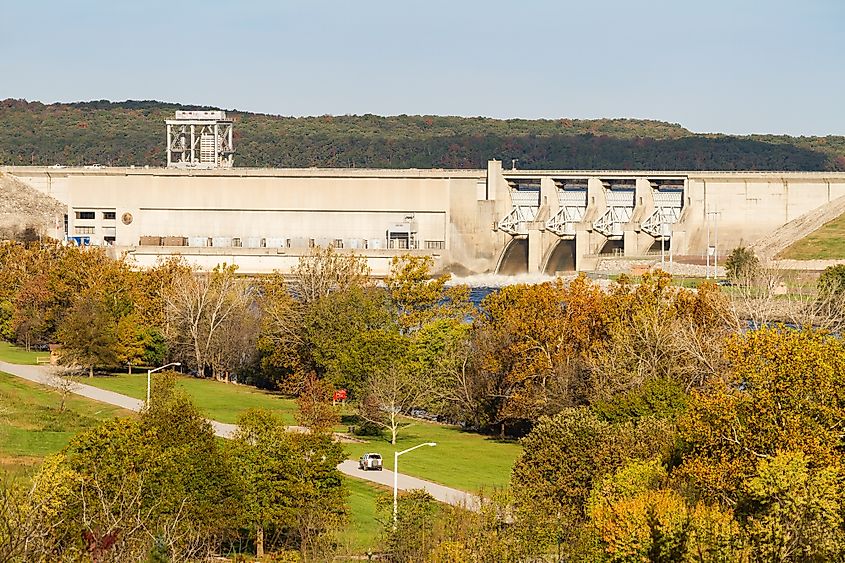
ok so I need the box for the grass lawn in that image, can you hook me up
[81,373,299,425]
[342,415,521,493]
[0,341,43,365]
[0,371,131,475]
[337,477,388,553]
[779,212,845,259]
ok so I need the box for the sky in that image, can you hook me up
[1,0,843,136]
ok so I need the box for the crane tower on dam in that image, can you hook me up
[165,110,235,169]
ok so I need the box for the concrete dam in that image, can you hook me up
[4,160,845,276]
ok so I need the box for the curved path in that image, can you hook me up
[0,361,476,508]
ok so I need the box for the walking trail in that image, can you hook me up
[0,361,477,508]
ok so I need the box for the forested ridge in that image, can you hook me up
[2,98,845,170]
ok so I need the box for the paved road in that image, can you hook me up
[337,460,478,509]
[0,361,476,507]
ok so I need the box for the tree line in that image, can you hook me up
[5,240,845,560]
[1,99,844,170]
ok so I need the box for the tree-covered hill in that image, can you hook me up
[2,98,844,171]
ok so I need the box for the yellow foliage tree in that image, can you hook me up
[680,327,845,504]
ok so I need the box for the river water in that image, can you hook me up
[448,273,568,307]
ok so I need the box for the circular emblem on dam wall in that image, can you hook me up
[121,212,133,225]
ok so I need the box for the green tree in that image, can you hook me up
[303,285,396,395]
[385,254,471,333]
[725,246,760,281]
[818,263,845,296]
[231,408,346,558]
[56,291,118,377]
[27,374,241,561]
[377,489,438,563]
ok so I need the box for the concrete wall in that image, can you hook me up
[5,165,845,275]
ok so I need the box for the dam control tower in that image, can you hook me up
[165,110,234,169]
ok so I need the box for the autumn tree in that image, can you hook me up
[590,271,733,403]
[56,291,119,377]
[740,451,845,561]
[587,459,742,562]
[207,299,260,382]
[679,327,845,504]
[11,273,52,350]
[295,372,340,433]
[164,263,253,379]
[467,276,606,433]
[510,408,676,556]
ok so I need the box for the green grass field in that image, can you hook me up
[779,213,845,259]
[80,373,299,425]
[0,371,131,474]
[0,342,43,365]
[342,418,521,493]
[338,477,389,553]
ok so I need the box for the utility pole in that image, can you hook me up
[705,211,720,278]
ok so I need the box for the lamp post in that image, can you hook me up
[146,362,181,404]
[393,442,436,527]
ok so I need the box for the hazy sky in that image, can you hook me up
[1,0,843,136]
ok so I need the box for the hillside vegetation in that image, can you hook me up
[779,211,845,259]
[1,99,844,170]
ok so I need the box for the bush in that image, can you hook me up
[725,246,760,281]
[818,264,845,296]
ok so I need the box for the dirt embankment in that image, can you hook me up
[0,172,65,240]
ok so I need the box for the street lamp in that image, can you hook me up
[146,362,181,404]
[394,442,436,527]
